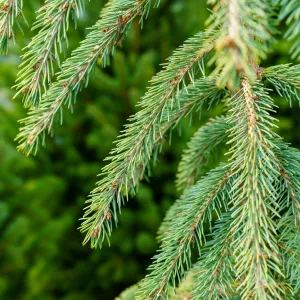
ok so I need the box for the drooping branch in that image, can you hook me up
[80,75,224,249]
[15,0,159,155]
[135,165,233,300]
[0,0,26,54]
[228,81,284,299]
[13,0,85,107]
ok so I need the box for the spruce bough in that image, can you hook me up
[4,0,300,298]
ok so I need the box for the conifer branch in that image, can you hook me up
[135,165,233,300]
[176,115,230,191]
[275,143,300,294]
[228,81,284,299]
[78,35,220,248]
[15,0,160,154]
[192,213,235,300]
[277,0,300,60]
[0,0,26,54]
[263,64,300,105]
[158,116,230,242]
[207,0,274,89]
[276,142,300,225]
[13,0,85,107]
[11,1,300,297]
[157,141,299,299]
[81,77,224,249]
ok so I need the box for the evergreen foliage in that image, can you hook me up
[277,0,300,60]
[13,0,85,107]
[176,115,230,191]
[263,64,300,105]
[4,0,300,298]
[192,213,235,299]
[207,0,275,89]
[0,0,26,54]
[228,82,284,299]
[16,0,159,155]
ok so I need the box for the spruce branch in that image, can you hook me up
[276,142,300,225]
[10,1,300,297]
[15,0,160,155]
[81,76,224,249]
[228,81,284,299]
[159,130,231,242]
[135,165,233,300]
[0,0,26,54]
[277,0,300,60]
[78,34,220,249]
[13,0,85,107]
[263,64,300,105]
[207,0,274,89]
[192,213,235,300]
[275,143,300,294]
[176,115,230,191]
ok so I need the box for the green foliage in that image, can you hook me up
[14,0,85,107]
[117,285,139,300]
[16,0,159,155]
[207,0,274,89]
[2,0,300,299]
[192,213,235,299]
[277,0,300,60]
[264,64,300,105]
[228,82,284,299]
[0,0,26,54]
[0,47,167,299]
[176,115,230,191]
[80,37,220,249]
[117,269,197,300]
[276,142,300,295]
[136,165,233,299]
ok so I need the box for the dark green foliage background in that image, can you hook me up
[0,1,299,299]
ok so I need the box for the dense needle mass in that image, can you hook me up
[5,0,300,299]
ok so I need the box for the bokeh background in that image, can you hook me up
[0,1,299,299]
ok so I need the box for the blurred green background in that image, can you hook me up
[0,1,299,299]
